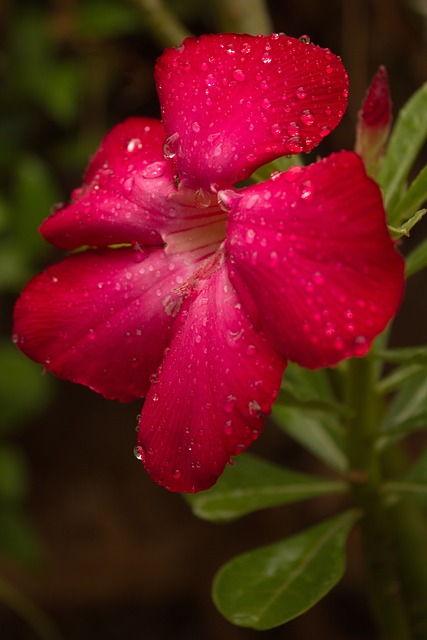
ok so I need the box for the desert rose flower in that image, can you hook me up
[13,34,404,492]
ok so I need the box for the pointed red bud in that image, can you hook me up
[355,66,392,177]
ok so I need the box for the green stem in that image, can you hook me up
[213,0,273,35]
[131,0,191,48]
[345,356,412,640]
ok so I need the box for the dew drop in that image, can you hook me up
[172,469,182,480]
[163,132,179,158]
[300,180,314,200]
[354,335,368,356]
[299,34,311,44]
[296,86,306,99]
[248,400,262,418]
[271,123,282,136]
[244,194,259,210]
[224,421,233,436]
[261,52,272,64]
[319,126,330,138]
[233,69,246,82]
[192,121,201,133]
[269,251,279,266]
[246,344,256,356]
[241,42,251,54]
[223,395,236,413]
[141,161,166,179]
[286,137,304,153]
[245,228,256,243]
[133,445,146,462]
[194,188,212,208]
[126,138,141,153]
[300,109,314,125]
[261,98,271,110]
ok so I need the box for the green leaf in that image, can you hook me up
[0,510,42,566]
[77,0,141,37]
[379,82,427,218]
[406,235,427,277]
[390,164,427,224]
[374,346,427,365]
[272,406,347,473]
[279,362,347,414]
[0,447,28,504]
[251,154,303,183]
[186,453,347,522]
[377,363,425,395]
[388,208,426,237]
[380,368,427,438]
[383,448,427,507]
[12,156,59,260]
[0,241,31,291]
[0,341,54,433]
[213,510,358,630]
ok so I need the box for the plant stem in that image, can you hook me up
[212,0,273,35]
[345,356,412,640]
[131,0,190,48]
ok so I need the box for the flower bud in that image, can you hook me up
[355,66,392,178]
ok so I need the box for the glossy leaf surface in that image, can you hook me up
[213,511,358,629]
[186,453,347,522]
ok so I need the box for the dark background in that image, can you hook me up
[1,1,426,638]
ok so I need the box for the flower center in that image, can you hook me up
[163,185,228,258]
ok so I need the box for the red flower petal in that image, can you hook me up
[41,118,181,250]
[13,247,198,401]
[155,33,348,189]
[137,265,285,492]
[226,151,405,368]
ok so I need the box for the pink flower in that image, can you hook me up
[13,34,404,492]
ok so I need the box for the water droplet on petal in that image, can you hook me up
[300,180,314,200]
[141,161,166,178]
[300,109,314,125]
[241,42,251,54]
[284,165,303,182]
[172,469,182,480]
[261,52,272,64]
[246,344,256,356]
[194,188,212,208]
[299,34,311,44]
[244,194,259,210]
[269,251,279,266]
[245,229,256,244]
[126,138,141,153]
[296,86,306,99]
[163,132,179,158]
[286,137,304,153]
[354,336,368,356]
[248,400,262,417]
[134,445,146,462]
[191,121,201,133]
[233,69,246,82]
[261,98,271,110]
[319,126,330,138]
[224,421,233,436]
[223,395,236,413]
[271,123,282,136]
